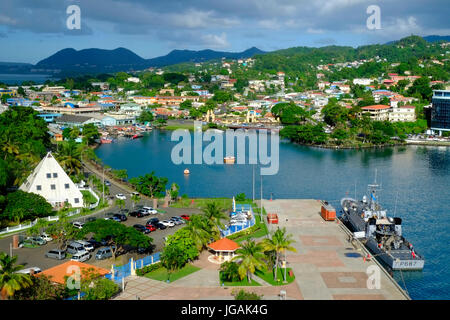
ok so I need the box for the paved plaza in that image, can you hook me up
[114,199,408,300]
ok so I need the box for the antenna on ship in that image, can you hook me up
[394,191,399,217]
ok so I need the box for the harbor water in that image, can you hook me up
[95,129,450,300]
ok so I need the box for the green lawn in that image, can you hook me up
[255,268,295,286]
[221,277,261,287]
[171,198,232,209]
[144,264,200,282]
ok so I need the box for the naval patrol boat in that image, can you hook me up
[340,177,424,271]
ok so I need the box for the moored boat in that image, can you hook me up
[340,174,424,271]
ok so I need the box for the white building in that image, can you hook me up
[19,152,84,208]
[353,78,374,86]
[389,105,416,122]
[126,77,141,83]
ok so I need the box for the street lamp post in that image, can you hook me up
[102,166,105,204]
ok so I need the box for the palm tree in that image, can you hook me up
[57,141,82,176]
[1,137,19,160]
[232,240,267,282]
[184,214,212,250]
[202,201,227,238]
[115,199,125,210]
[261,227,297,281]
[0,253,33,300]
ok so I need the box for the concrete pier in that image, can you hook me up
[261,199,409,300]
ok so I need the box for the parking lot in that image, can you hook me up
[0,206,202,272]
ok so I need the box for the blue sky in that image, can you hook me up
[1,0,449,64]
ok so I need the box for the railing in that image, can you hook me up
[0,208,82,235]
[105,252,161,284]
[220,204,256,237]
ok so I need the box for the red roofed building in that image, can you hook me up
[208,238,240,262]
[37,261,110,285]
[361,105,391,121]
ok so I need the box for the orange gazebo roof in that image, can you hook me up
[208,238,240,252]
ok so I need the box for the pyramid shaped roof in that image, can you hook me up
[19,152,83,208]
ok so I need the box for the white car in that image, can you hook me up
[75,240,94,252]
[16,267,42,275]
[160,220,175,227]
[116,194,127,200]
[142,206,158,215]
[72,221,84,229]
[41,233,53,242]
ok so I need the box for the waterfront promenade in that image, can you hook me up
[114,199,408,300]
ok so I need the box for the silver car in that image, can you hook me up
[45,249,66,260]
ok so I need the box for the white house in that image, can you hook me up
[19,152,84,208]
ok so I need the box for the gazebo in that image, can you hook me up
[207,238,240,263]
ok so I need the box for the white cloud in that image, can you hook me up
[200,32,230,49]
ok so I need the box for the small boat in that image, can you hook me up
[224,156,235,164]
[131,134,143,140]
[184,169,190,175]
[101,138,113,144]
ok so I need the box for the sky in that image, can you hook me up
[1,0,449,64]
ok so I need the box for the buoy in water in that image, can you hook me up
[184,169,190,175]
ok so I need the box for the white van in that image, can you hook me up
[67,241,87,255]
[71,251,91,262]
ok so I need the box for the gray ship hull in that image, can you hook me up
[366,239,425,270]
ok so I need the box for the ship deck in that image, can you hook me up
[259,199,409,300]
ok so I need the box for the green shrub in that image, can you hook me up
[136,262,162,276]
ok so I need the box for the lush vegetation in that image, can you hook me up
[0,253,33,300]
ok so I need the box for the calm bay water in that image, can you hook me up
[0,73,58,85]
[95,130,450,300]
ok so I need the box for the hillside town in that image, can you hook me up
[1,34,450,302]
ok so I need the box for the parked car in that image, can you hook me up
[145,224,156,232]
[41,233,54,242]
[154,222,167,230]
[105,216,121,222]
[72,221,84,229]
[87,239,101,249]
[66,241,87,255]
[160,220,175,227]
[129,210,145,218]
[95,246,116,260]
[113,213,127,221]
[147,218,159,225]
[16,267,42,275]
[100,235,114,246]
[136,246,152,254]
[170,217,183,225]
[71,251,91,262]
[133,224,150,234]
[132,192,140,197]
[45,249,66,260]
[75,240,95,252]
[142,206,158,215]
[24,236,47,246]
[137,208,150,216]
[180,215,190,221]
[171,216,185,223]
[115,194,126,200]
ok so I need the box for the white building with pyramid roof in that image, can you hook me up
[19,152,84,208]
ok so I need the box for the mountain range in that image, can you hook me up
[0,35,448,77]
[0,47,265,76]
